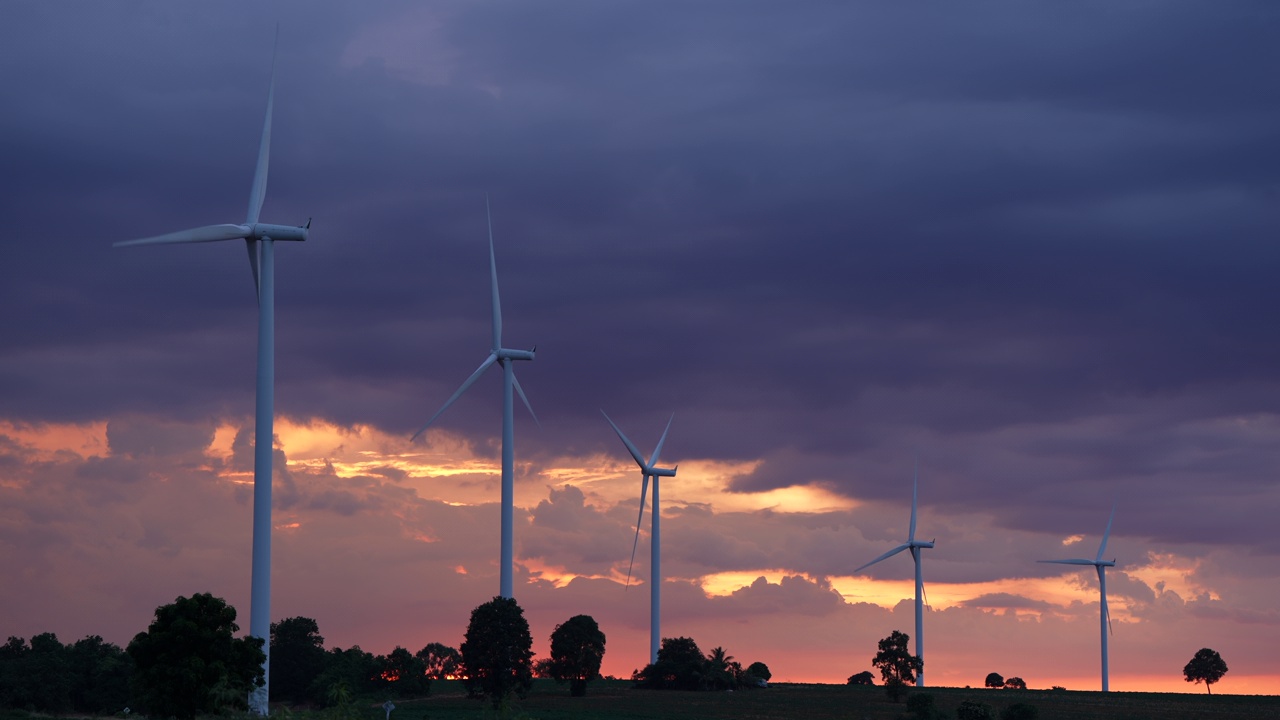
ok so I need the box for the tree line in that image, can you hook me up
[2,597,1231,717]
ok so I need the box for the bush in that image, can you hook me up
[847,670,875,685]
[1000,702,1039,720]
[906,692,943,719]
[957,699,996,720]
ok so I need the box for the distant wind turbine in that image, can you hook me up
[1039,504,1117,692]
[602,411,676,666]
[114,32,306,716]
[854,462,935,687]
[412,199,536,600]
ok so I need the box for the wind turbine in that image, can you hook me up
[412,199,535,600]
[602,411,676,665]
[854,463,934,687]
[1039,504,1117,692]
[114,35,306,716]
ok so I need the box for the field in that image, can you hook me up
[367,680,1280,720]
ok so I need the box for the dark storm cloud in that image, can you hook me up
[3,0,1280,571]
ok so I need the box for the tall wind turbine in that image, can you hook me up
[412,200,535,599]
[602,411,676,665]
[114,35,306,716]
[1039,504,1117,692]
[854,463,934,687]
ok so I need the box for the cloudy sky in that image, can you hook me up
[3,0,1280,694]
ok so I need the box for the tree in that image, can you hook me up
[1004,676,1027,690]
[703,646,737,690]
[984,672,1004,688]
[416,642,461,680]
[872,630,922,702]
[1183,647,1228,695]
[126,593,265,720]
[66,635,133,714]
[311,646,379,708]
[746,661,771,685]
[376,646,429,697]
[847,670,875,685]
[460,596,534,707]
[548,614,606,697]
[635,637,706,690]
[270,616,327,704]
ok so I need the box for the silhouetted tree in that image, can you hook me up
[746,661,771,685]
[847,670,875,685]
[376,646,429,697]
[635,637,706,690]
[460,596,533,707]
[1183,647,1228,695]
[126,593,265,720]
[704,646,737,690]
[270,616,327,704]
[66,635,132,713]
[416,642,461,680]
[872,630,922,702]
[984,672,1004,688]
[1004,676,1026,690]
[548,614,606,697]
[0,633,81,712]
[311,646,379,707]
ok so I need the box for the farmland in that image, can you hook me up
[353,679,1280,720]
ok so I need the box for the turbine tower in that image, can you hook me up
[602,411,676,665]
[413,200,535,599]
[115,35,306,715]
[1039,504,1117,692]
[854,463,934,687]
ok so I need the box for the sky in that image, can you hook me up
[2,0,1280,695]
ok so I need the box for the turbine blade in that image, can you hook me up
[411,353,498,441]
[1099,566,1113,635]
[854,543,910,574]
[649,413,675,468]
[246,28,277,225]
[1097,503,1116,563]
[625,473,650,589]
[115,224,251,247]
[909,461,919,543]
[1037,558,1097,566]
[512,372,538,425]
[602,410,647,470]
[245,239,261,301]
[487,195,501,351]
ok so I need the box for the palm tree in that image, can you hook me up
[704,647,736,690]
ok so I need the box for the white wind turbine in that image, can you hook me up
[854,463,934,687]
[412,200,535,600]
[601,411,676,665]
[114,35,306,716]
[1039,504,1117,692]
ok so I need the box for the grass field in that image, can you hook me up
[365,679,1280,720]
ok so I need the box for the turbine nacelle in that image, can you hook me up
[497,348,536,362]
[115,221,308,248]
[651,466,677,478]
